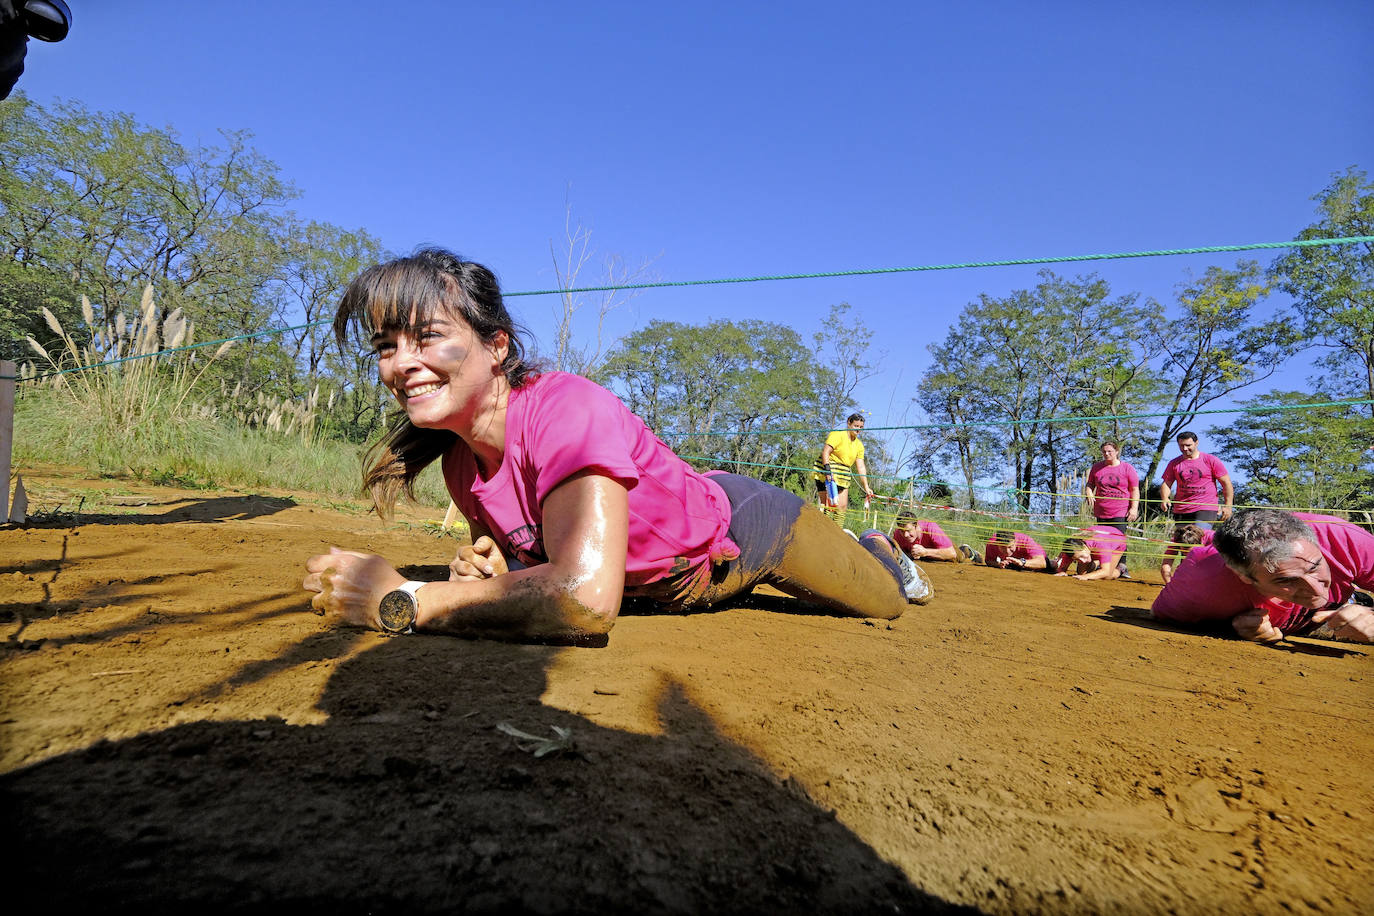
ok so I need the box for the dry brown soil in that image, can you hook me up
[2,469,1370,914]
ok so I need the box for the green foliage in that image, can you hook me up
[23,285,233,433]
[1143,260,1291,482]
[1207,391,1374,513]
[13,385,449,506]
[599,318,836,493]
[1269,167,1374,410]
[0,93,390,439]
[916,271,1163,512]
[0,258,83,362]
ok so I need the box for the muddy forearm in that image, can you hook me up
[415,568,620,641]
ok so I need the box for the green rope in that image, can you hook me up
[9,319,324,381]
[6,233,1370,382]
[505,235,1374,297]
[660,398,1374,438]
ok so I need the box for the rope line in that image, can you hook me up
[503,235,1374,297]
[658,398,1374,438]
[5,233,1371,382]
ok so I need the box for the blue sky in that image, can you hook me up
[16,0,1374,442]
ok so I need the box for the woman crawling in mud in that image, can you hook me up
[302,248,932,642]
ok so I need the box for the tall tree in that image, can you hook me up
[915,271,1161,513]
[599,318,834,493]
[0,95,296,334]
[1207,390,1374,515]
[1269,167,1374,416]
[1142,260,1292,484]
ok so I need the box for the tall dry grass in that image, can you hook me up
[23,285,233,430]
[14,287,448,507]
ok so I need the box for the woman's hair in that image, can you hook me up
[333,248,539,515]
[1170,523,1207,546]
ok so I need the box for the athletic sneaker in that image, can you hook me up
[893,547,935,605]
[957,543,975,563]
[1117,563,1133,580]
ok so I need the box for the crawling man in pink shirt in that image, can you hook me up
[1211,508,1374,643]
[1153,509,1374,643]
[891,512,973,563]
[984,530,1049,571]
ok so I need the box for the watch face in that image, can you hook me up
[378,589,417,633]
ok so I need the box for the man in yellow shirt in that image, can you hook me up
[812,413,876,519]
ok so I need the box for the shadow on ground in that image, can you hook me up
[2,636,976,914]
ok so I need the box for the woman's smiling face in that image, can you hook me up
[372,306,508,431]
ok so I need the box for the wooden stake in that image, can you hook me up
[0,359,15,521]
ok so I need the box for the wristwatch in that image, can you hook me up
[378,580,426,634]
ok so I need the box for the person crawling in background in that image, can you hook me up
[1159,524,1207,585]
[1053,525,1128,580]
[891,512,975,563]
[984,530,1049,571]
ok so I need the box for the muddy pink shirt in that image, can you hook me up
[893,520,953,554]
[1085,460,1139,520]
[1162,452,1228,513]
[1081,525,1127,566]
[442,372,737,590]
[985,532,1046,566]
[1151,514,1373,633]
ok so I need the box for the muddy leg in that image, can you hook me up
[766,508,908,619]
[701,474,907,618]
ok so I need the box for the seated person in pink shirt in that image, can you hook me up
[1212,509,1374,644]
[303,250,933,644]
[1053,525,1128,580]
[891,511,972,563]
[984,530,1048,571]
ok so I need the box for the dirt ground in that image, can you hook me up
[2,468,1370,914]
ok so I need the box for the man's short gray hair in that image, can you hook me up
[1213,509,1317,573]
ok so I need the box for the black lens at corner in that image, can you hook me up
[24,0,71,42]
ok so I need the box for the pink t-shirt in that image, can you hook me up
[1151,514,1373,633]
[442,372,737,591]
[893,519,953,554]
[985,532,1046,566]
[1162,452,1228,513]
[1081,525,1127,566]
[1085,460,1139,520]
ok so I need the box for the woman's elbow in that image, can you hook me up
[550,578,622,636]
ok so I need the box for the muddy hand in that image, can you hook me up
[1231,608,1284,644]
[304,547,405,628]
[451,535,509,582]
[1311,604,1374,643]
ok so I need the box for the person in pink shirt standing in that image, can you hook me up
[984,530,1049,570]
[891,511,974,563]
[1159,431,1233,526]
[1053,525,1128,580]
[302,249,932,643]
[1084,440,1140,577]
